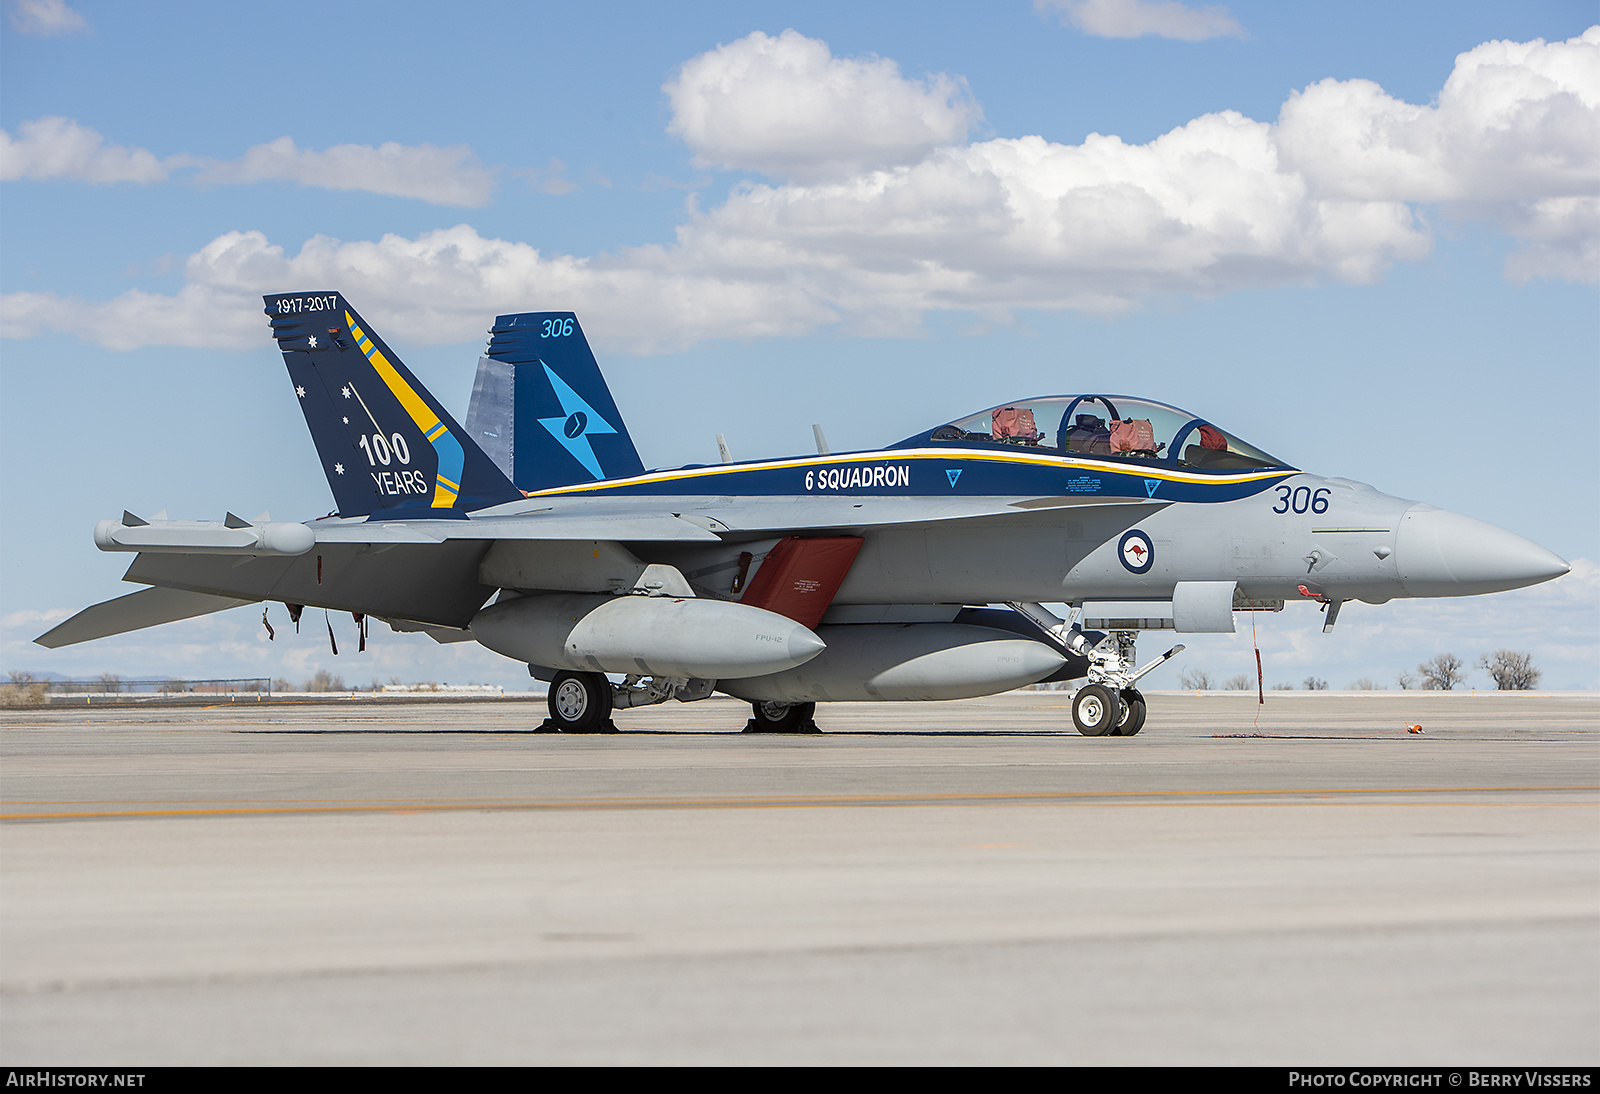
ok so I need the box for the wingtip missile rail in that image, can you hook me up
[93,514,316,556]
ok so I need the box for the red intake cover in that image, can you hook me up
[738,536,865,629]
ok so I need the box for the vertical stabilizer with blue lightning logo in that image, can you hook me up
[264,292,523,518]
[476,312,645,493]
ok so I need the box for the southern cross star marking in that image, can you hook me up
[341,386,352,398]
[295,385,306,398]
[536,363,616,480]
[342,416,349,424]
[307,335,318,348]
[334,463,344,475]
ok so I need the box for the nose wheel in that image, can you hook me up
[1114,689,1146,736]
[1072,684,1147,736]
[1072,684,1121,736]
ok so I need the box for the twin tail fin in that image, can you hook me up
[264,292,522,518]
[466,311,644,493]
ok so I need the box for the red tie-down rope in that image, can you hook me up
[1253,613,1264,729]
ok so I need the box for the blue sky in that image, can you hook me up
[3,0,1596,691]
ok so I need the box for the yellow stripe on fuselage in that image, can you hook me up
[522,447,1293,498]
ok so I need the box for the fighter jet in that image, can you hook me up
[39,292,1571,736]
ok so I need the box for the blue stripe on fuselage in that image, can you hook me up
[523,447,1295,505]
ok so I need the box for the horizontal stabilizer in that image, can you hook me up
[381,617,477,644]
[36,587,258,649]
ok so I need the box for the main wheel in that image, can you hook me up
[745,700,818,733]
[1114,689,1147,736]
[546,671,614,733]
[1072,684,1120,736]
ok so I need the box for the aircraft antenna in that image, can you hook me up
[716,434,733,464]
[812,425,830,455]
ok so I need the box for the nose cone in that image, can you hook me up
[1396,505,1570,597]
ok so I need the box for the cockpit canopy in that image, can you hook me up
[900,395,1287,471]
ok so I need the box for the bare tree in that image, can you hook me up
[1479,650,1541,691]
[304,669,346,693]
[94,672,124,694]
[1,671,46,706]
[1348,678,1385,690]
[1224,674,1253,690]
[1396,671,1417,690]
[1178,668,1213,690]
[1417,654,1465,691]
[1303,676,1328,690]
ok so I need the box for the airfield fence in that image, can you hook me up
[0,676,523,707]
[6,678,275,706]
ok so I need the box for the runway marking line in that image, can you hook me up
[2,785,1595,821]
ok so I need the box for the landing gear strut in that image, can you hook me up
[1006,604,1185,738]
[1068,629,1173,737]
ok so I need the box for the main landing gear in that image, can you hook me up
[537,675,819,733]
[535,668,717,733]
[540,670,617,733]
[743,700,820,734]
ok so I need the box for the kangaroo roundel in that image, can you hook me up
[1118,529,1155,574]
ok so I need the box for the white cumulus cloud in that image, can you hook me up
[6,0,86,36]
[0,117,168,183]
[1276,27,1600,283]
[0,226,835,354]
[5,29,1596,353]
[1,118,497,206]
[1035,0,1245,41]
[665,29,982,181]
[192,136,497,208]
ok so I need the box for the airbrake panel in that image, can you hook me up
[739,536,865,629]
